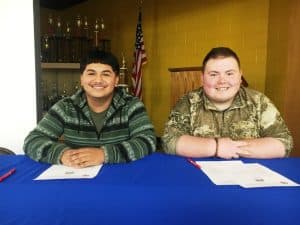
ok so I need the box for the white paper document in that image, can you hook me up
[236,163,299,188]
[196,160,245,185]
[196,161,299,188]
[34,164,102,180]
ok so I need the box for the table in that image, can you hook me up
[1,153,300,225]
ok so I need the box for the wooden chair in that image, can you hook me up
[169,67,203,109]
[0,147,15,155]
[169,66,248,109]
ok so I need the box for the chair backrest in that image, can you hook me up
[169,67,202,109]
[0,147,15,155]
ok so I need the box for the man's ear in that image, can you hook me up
[115,76,120,87]
[240,69,243,83]
[80,74,83,86]
[201,72,204,82]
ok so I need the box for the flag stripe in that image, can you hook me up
[132,10,147,99]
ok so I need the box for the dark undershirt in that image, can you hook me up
[90,109,107,133]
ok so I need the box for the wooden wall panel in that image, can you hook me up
[284,0,300,156]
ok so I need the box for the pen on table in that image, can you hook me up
[186,158,201,169]
[0,168,16,182]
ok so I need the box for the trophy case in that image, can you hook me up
[39,13,111,116]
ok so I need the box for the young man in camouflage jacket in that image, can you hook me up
[163,47,293,159]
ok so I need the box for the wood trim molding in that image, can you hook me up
[168,67,202,72]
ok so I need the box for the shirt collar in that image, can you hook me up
[199,87,247,111]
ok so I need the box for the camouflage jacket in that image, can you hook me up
[162,87,293,155]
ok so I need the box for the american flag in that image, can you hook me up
[132,10,147,99]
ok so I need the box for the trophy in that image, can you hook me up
[56,16,63,62]
[63,22,72,62]
[41,34,49,62]
[82,16,91,58]
[118,54,129,93]
[94,18,105,48]
[83,16,89,39]
[72,15,82,62]
[47,14,54,36]
[47,14,56,62]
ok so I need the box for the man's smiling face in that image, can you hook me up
[80,63,119,102]
[202,56,242,110]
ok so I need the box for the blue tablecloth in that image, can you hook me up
[1,153,300,225]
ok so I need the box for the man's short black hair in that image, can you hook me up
[80,48,120,75]
[202,47,240,71]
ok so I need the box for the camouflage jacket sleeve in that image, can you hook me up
[258,94,293,156]
[162,95,192,154]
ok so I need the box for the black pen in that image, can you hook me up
[0,168,16,182]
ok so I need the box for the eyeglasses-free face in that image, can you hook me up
[202,57,242,110]
[80,63,119,104]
